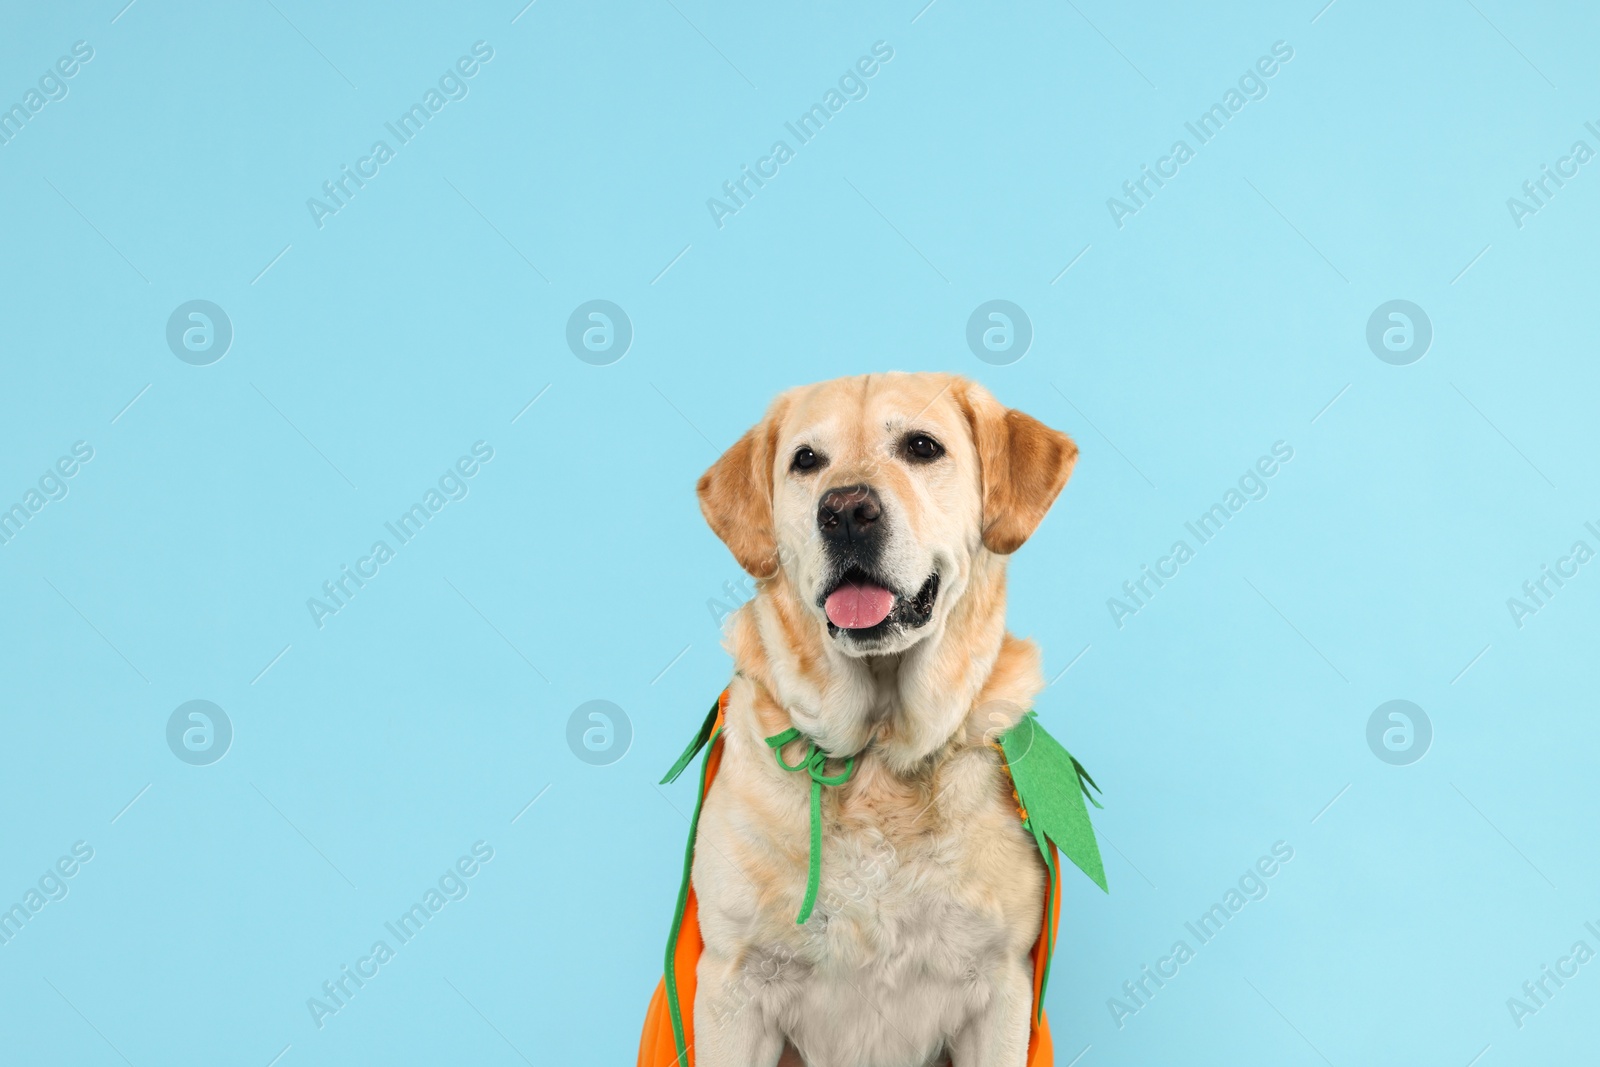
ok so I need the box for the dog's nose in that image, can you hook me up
[818,484,882,543]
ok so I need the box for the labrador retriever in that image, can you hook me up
[689,372,1077,1066]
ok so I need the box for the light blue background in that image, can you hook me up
[2,1,1597,1064]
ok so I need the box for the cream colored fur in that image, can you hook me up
[690,373,1077,1067]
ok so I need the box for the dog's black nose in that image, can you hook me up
[818,484,882,544]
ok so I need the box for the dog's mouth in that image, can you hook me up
[820,567,940,638]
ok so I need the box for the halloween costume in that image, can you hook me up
[638,689,1107,1066]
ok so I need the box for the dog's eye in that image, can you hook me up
[903,433,944,462]
[791,446,821,473]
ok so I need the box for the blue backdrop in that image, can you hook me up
[2,1,1596,1064]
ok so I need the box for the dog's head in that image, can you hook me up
[698,373,1076,657]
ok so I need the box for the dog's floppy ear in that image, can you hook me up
[697,397,789,577]
[957,381,1078,555]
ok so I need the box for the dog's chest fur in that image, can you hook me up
[693,715,1046,1065]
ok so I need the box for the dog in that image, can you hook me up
[687,372,1079,1067]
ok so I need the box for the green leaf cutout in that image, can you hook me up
[660,696,721,785]
[999,711,1108,893]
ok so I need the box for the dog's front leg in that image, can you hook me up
[693,951,787,1067]
[946,961,1034,1067]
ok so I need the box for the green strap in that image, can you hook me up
[1029,821,1059,1024]
[661,724,722,1066]
[765,728,855,924]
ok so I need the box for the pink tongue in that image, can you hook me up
[825,582,895,629]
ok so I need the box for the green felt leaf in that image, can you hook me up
[1000,711,1108,893]
[660,696,721,785]
[1072,756,1105,809]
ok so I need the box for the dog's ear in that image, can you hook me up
[957,381,1078,555]
[697,398,788,577]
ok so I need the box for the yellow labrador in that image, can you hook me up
[692,372,1077,1067]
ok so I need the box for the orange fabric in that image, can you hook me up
[638,694,1063,1066]
[1024,841,1062,1064]
[638,981,671,1066]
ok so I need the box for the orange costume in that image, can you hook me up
[639,690,1107,1066]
